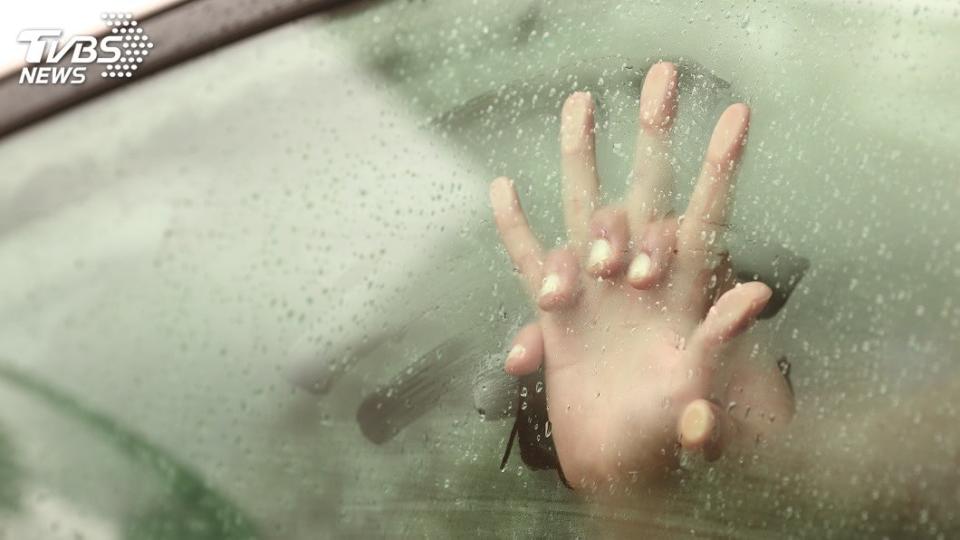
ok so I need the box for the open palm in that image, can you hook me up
[490,62,794,492]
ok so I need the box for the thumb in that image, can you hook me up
[504,322,544,376]
[677,399,738,461]
[688,281,772,362]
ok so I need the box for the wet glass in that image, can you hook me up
[0,0,958,537]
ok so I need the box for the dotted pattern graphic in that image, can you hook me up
[99,12,153,79]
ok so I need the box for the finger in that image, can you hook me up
[538,248,581,311]
[504,322,544,376]
[560,92,600,247]
[490,177,544,295]
[689,281,772,359]
[709,256,737,306]
[678,399,736,461]
[626,218,677,290]
[627,62,678,230]
[586,207,630,278]
[677,103,750,256]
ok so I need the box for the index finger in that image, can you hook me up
[490,176,544,295]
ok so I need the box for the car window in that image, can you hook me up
[0,1,958,538]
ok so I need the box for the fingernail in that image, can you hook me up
[561,92,593,153]
[640,62,677,129]
[540,273,560,298]
[681,400,718,445]
[588,239,612,271]
[707,103,750,164]
[508,344,526,360]
[628,252,652,282]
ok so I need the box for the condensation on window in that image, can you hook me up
[0,0,958,538]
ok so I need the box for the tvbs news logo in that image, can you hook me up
[17,12,153,85]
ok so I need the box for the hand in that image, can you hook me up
[489,62,794,493]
